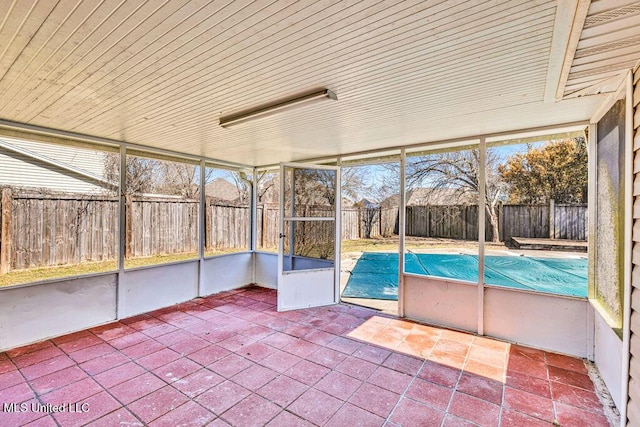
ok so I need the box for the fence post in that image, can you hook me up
[498,201,503,242]
[205,199,213,251]
[125,195,132,258]
[261,205,267,248]
[549,199,555,239]
[1,188,12,275]
[462,206,467,240]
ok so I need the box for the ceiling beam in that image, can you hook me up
[544,0,592,103]
[256,121,589,169]
[563,72,627,99]
[0,119,252,170]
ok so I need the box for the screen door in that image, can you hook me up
[277,163,341,311]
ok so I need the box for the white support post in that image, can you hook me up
[198,160,205,296]
[199,161,205,260]
[398,149,406,318]
[251,168,258,284]
[117,145,127,318]
[335,166,342,304]
[289,169,295,268]
[251,168,258,252]
[478,138,487,336]
[336,158,342,304]
[278,164,285,278]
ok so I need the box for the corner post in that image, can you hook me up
[199,160,206,296]
[478,138,487,336]
[1,188,13,275]
[549,199,556,239]
[117,145,127,318]
[398,149,406,318]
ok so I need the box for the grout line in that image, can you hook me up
[97,291,268,424]
[84,299,255,424]
[70,332,151,426]
[498,341,510,427]
[544,350,560,425]
[439,338,467,427]
[498,370,506,426]
[39,332,128,426]
[5,291,264,425]
[385,356,429,425]
[4,353,62,427]
[3,289,608,426]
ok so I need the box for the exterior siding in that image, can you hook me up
[0,144,107,194]
[629,64,640,426]
[0,138,108,177]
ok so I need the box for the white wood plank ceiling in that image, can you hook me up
[0,0,622,166]
[562,0,640,98]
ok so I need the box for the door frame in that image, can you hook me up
[277,162,341,311]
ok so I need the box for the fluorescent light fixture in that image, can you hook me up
[219,89,337,128]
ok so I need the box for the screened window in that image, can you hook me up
[403,146,480,283]
[484,137,588,298]
[0,137,118,286]
[204,166,249,256]
[124,152,199,268]
[256,170,279,253]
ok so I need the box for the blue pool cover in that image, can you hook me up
[342,252,588,300]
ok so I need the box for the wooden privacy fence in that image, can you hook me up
[125,196,199,258]
[256,205,398,249]
[0,189,250,272]
[2,190,119,272]
[0,187,588,273]
[205,202,249,251]
[405,201,587,242]
[406,205,481,240]
[499,201,588,241]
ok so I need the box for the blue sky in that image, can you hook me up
[343,141,550,201]
[208,140,551,198]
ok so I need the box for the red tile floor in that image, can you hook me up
[0,286,613,426]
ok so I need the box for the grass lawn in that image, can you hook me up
[124,252,199,268]
[0,261,118,288]
[204,248,248,258]
[240,236,508,255]
[341,236,507,253]
[0,237,506,288]
[0,249,246,288]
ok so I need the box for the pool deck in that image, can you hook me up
[511,237,588,252]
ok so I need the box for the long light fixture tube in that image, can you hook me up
[219,89,337,128]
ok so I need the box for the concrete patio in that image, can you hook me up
[0,286,613,426]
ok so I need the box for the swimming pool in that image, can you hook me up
[342,252,588,300]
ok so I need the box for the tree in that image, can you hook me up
[499,138,587,204]
[256,172,278,203]
[226,171,251,204]
[104,153,160,195]
[291,169,337,207]
[156,162,200,198]
[341,167,372,203]
[255,166,377,207]
[104,153,203,198]
[341,164,399,239]
[406,149,507,242]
